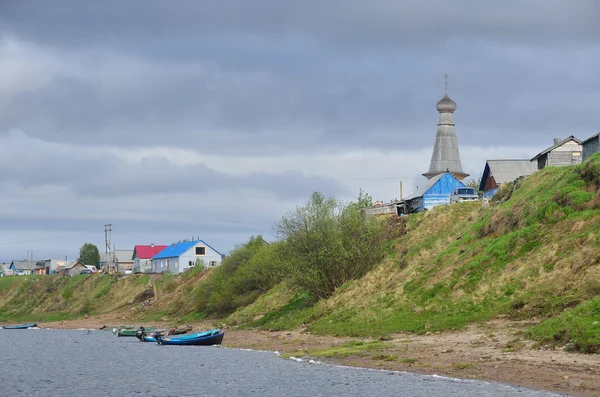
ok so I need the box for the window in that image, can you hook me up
[209,261,217,267]
[457,188,476,195]
[188,261,193,266]
[195,247,206,255]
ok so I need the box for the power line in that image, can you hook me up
[0,232,100,246]
[112,231,163,243]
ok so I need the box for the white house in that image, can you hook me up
[151,240,223,274]
[133,244,168,273]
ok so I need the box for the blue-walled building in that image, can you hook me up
[404,173,466,213]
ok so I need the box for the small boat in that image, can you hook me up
[2,323,38,329]
[136,325,194,342]
[157,329,224,346]
[111,325,136,335]
[117,326,155,337]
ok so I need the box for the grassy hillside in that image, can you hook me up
[0,268,208,323]
[3,155,599,353]
[227,154,600,352]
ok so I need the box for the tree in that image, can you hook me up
[78,243,101,269]
[277,191,385,299]
[464,173,482,190]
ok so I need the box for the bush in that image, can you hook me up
[276,191,386,299]
[195,236,286,314]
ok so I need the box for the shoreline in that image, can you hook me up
[35,317,599,397]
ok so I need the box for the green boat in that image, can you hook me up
[117,327,155,337]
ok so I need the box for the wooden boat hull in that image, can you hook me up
[157,330,224,346]
[2,323,37,329]
[136,325,194,341]
[118,327,154,337]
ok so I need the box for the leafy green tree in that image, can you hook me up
[277,191,385,299]
[78,243,101,269]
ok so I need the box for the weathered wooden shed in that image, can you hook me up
[404,172,465,213]
[531,136,582,170]
[582,132,600,162]
[478,160,537,199]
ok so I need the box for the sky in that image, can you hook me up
[0,0,598,261]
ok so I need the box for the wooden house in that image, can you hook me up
[582,132,600,162]
[531,136,582,170]
[479,160,537,199]
[133,244,168,273]
[9,260,38,276]
[55,261,87,276]
[404,172,466,213]
[152,240,223,274]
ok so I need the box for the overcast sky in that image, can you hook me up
[0,1,598,261]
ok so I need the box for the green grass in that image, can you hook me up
[306,341,388,358]
[526,295,600,353]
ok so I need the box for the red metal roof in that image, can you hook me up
[134,245,169,259]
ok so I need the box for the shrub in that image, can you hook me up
[276,191,386,299]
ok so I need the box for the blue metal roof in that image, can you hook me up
[152,240,223,259]
[153,241,198,259]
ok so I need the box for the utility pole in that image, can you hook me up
[104,224,115,274]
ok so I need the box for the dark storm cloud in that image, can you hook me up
[0,1,598,153]
[1,1,598,47]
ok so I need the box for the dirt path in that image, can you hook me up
[40,317,599,396]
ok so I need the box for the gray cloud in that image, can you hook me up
[0,1,597,259]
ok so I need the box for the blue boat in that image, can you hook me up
[2,323,37,329]
[156,329,224,346]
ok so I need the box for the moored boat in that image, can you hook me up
[2,323,38,329]
[118,326,155,337]
[135,325,194,342]
[156,329,224,346]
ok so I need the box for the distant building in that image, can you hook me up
[55,261,87,276]
[531,136,582,170]
[133,244,168,274]
[9,260,38,276]
[152,240,223,274]
[582,132,600,162]
[115,250,134,272]
[100,250,135,273]
[404,172,466,213]
[479,160,538,199]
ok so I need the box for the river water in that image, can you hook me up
[0,329,562,397]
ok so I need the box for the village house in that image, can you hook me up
[133,244,168,274]
[9,260,38,276]
[0,262,14,276]
[55,261,87,276]
[478,160,538,199]
[531,136,582,170]
[115,250,134,273]
[582,132,600,162]
[152,240,223,274]
[403,172,467,213]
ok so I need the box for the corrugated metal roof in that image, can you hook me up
[582,132,600,144]
[486,160,537,185]
[115,250,134,263]
[10,260,38,271]
[153,241,199,259]
[404,173,446,201]
[133,245,168,259]
[531,135,581,161]
[153,240,223,259]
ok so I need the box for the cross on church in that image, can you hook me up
[444,74,449,92]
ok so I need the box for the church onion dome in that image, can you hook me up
[436,93,457,113]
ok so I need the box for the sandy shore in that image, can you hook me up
[39,316,599,397]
